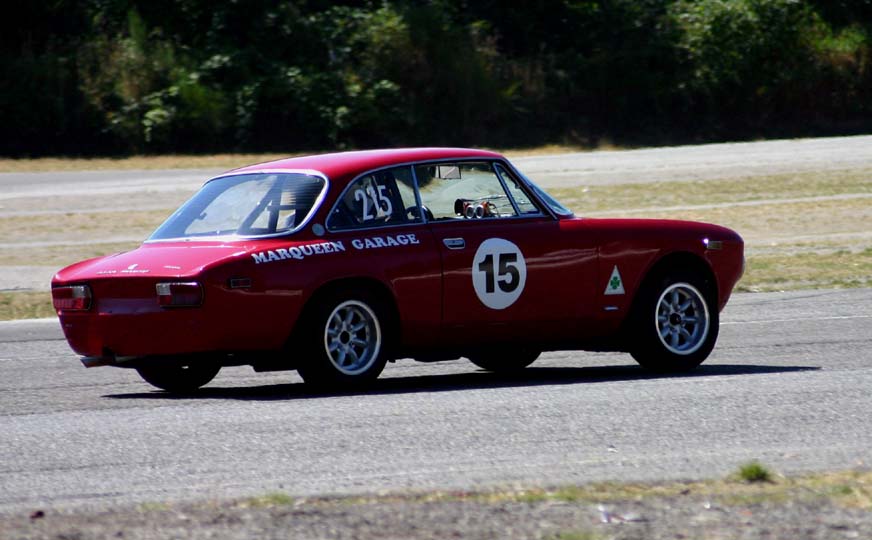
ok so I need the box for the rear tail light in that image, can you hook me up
[156,282,203,307]
[52,285,92,311]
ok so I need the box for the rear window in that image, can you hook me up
[149,173,326,240]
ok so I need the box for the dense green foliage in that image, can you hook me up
[3,0,871,156]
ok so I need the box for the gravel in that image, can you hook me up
[4,487,872,540]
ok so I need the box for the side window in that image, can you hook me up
[328,166,420,230]
[494,164,542,215]
[416,162,518,220]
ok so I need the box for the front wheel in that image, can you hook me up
[630,272,718,372]
[136,360,220,393]
[296,290,390,388]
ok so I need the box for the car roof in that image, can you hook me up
[225,147,504,181]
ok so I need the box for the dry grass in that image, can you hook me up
[0,242,138,267]
[738,248,872,292]
[0,154,294,173]
[238,469,872,512]
[549,169,872,213]
[0,291,54,321]
[1,190,195,214]
[0,210,170,243]
[598,198,872,244]
[549,168,872,293]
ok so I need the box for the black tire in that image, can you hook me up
[296,288,391,388]
[468,348,540,373]
[629,270,719,372]
[136,360,220,393]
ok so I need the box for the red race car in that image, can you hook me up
[52,148,744,392]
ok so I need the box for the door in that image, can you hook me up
[415,161,597,345]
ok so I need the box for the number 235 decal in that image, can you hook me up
[472,238,527,309]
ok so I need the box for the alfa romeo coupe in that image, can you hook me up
[52,148,744,392]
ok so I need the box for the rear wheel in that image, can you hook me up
[136,361,220,393]
[630,271,718,372]
[296,289,390,388]
[468,348,540,373]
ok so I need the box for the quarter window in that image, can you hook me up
[494,164,542,215]
[328,166,420,230]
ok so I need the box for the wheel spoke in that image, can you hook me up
[330,312,343,328]
[670,331,680,348]
[679,299,693,312]
[345,348,360,366]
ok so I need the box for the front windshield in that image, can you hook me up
[149,173,326,240]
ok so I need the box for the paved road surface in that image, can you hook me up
[2,135,871,199]
[1,288,870,513]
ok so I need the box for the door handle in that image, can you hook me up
[443,238,465,250]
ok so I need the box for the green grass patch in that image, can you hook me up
[736,461,774,483]
[244,492,296,507]
[549,532,602,540]
[0,291,55,321]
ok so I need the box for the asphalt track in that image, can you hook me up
[2,136,871,513]
[1,288,871,513]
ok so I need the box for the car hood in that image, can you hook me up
[53,242,253,284]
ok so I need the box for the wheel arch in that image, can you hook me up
[629,251,719,321]
[622,250,721,370]
[294,276,401,356]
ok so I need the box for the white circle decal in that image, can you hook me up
[472,238,527,310]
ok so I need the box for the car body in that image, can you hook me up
[52,148,744,391]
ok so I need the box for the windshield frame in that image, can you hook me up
[145,169,330,243]
[499,160,575,219]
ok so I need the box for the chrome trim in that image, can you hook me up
[81,354,138,368]
[501,160,569,220]
[704,239,723,251]
[443,238,466,249]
